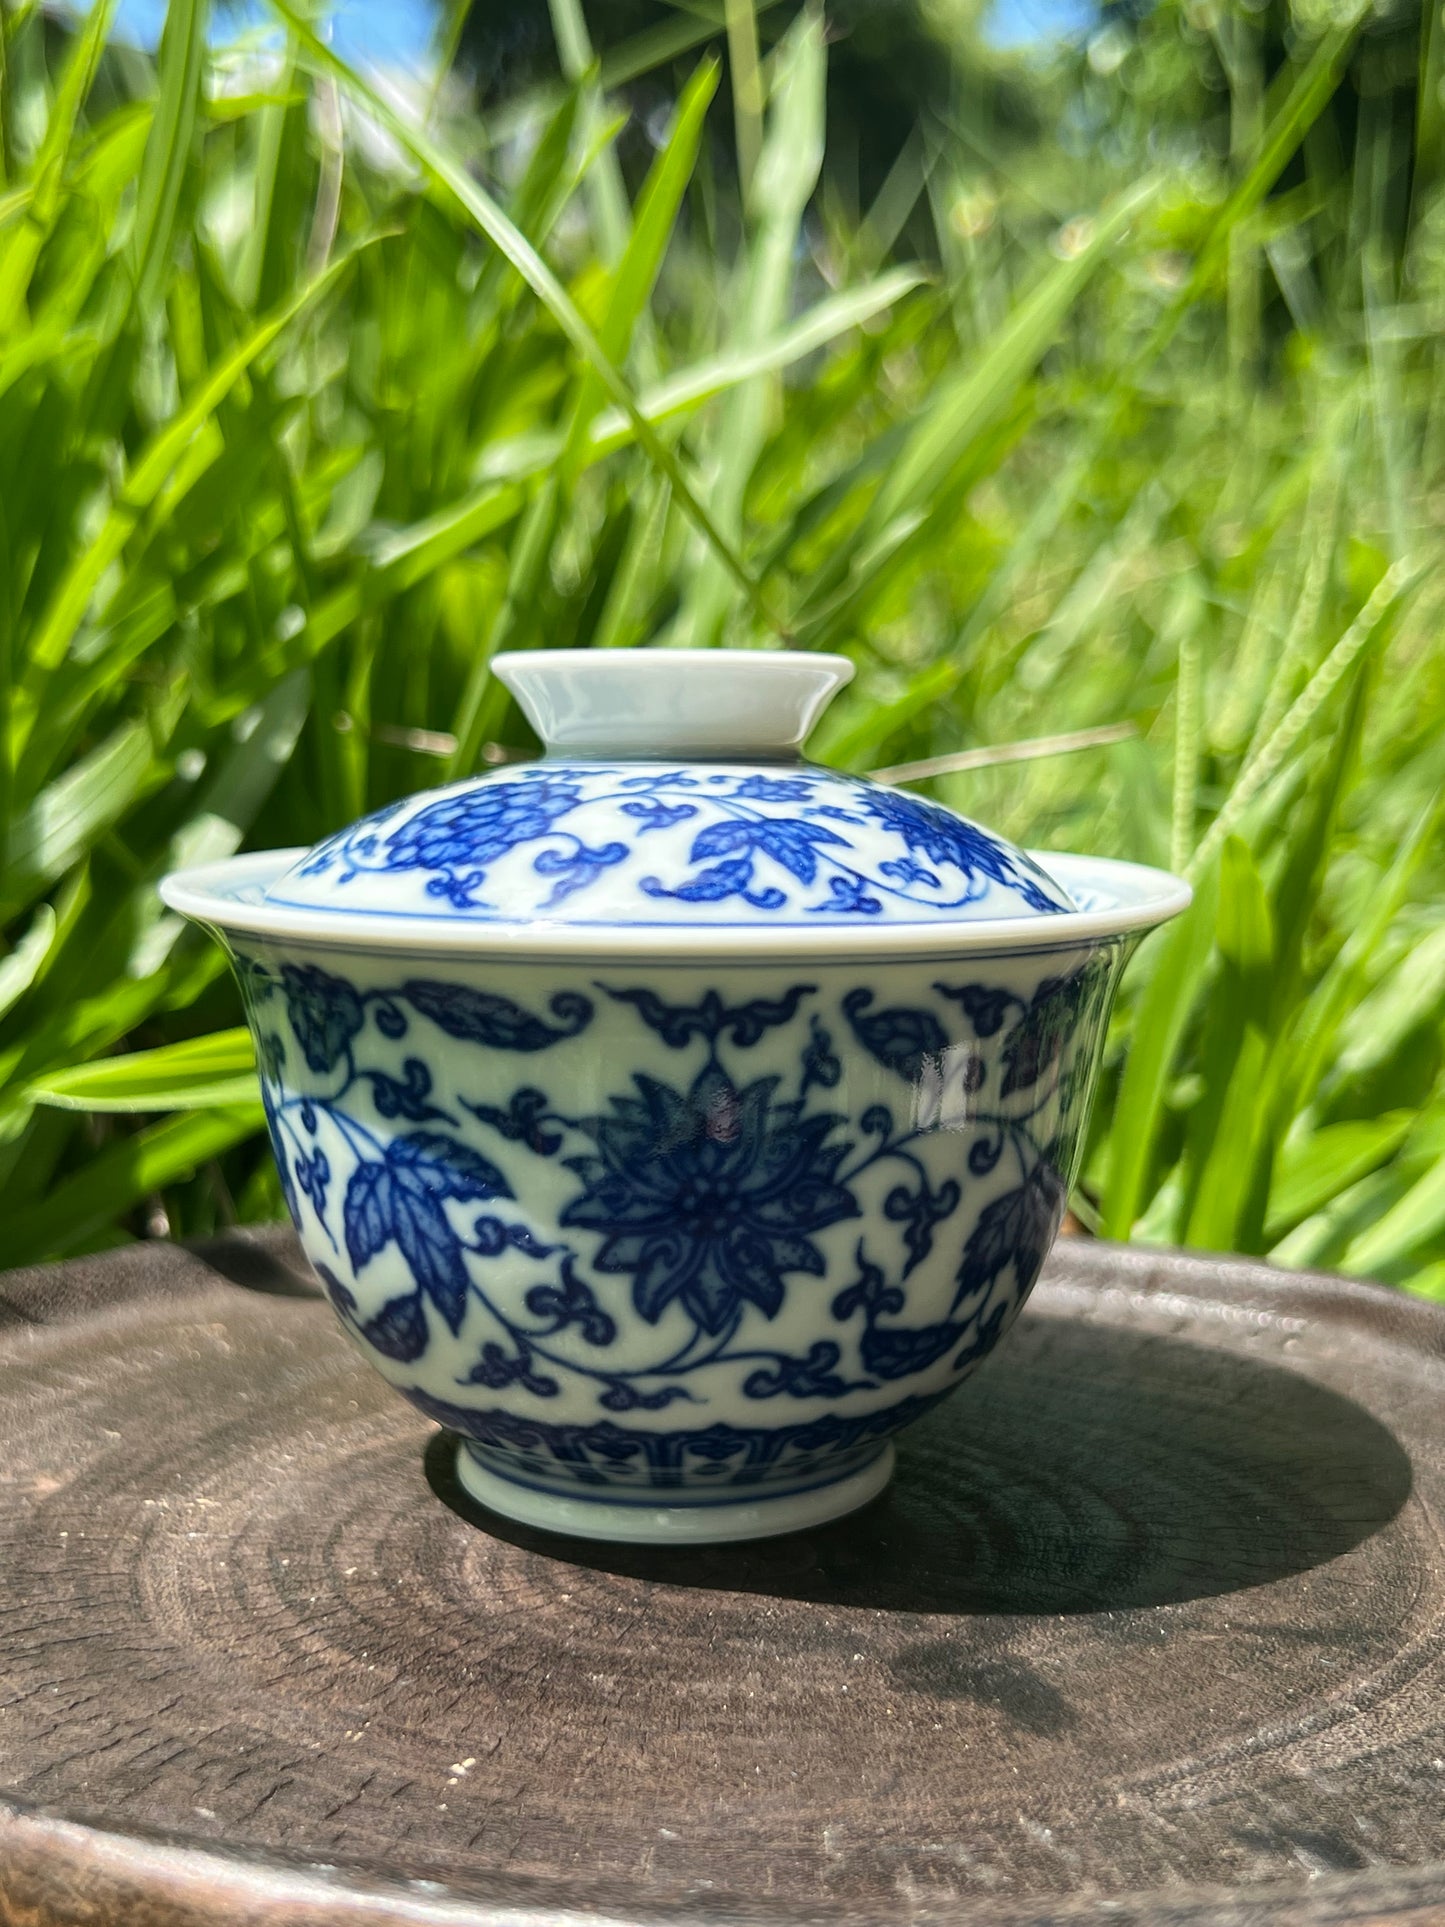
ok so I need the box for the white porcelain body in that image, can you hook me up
[224,913,1129,1539]
[492,647,854,760]
[162,649,1190,1542]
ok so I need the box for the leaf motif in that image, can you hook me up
[282,962,365,1075]
[531,838,628,907]
[801,1016,841,1092]
[732,774,820,802]
[814,875,882,915]
[388,1130,512,1201]
[312,1261,357,1318]
[688,820,754,862]
[294,1147,331,1216]
[830,1242,905,1322]
[525,1256,617,1347]
[843,986,948,1083]
[934,982,1019,1037]
[601,981,815,1048]
[620,799,697,833]
[999,975,1083,1097]
[743,1340,866,1399]
[860,787,1069,914]
[860,1318,963,1381]
[343,1159,392,1273]
[403,980,593,1051]
[361,1291,430,1363]
[343,1133,512,1340]
[753,818,850,883]
[461,1340,560,1396]
[640,855,758,903]
[955,1164,1065,1303]
[384,1172,472,1333]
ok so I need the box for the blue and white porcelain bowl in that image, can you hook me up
[162,651,1189,1544]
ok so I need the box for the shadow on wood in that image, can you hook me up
[426,1317,1412,1615]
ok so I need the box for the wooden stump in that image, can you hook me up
[0,1229,1444,1925]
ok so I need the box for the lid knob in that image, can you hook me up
[492,649,854,762]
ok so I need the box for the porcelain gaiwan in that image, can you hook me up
[162,651,1189,1544]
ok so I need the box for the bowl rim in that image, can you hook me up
[160,848,1192,961]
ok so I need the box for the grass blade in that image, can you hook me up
[1265,1113,1415,1243]
[0,0,116,335]
[16,240,368,735]
[1344,1152,1445,1278]
[0,903,54,1022]
[131,0,209,314]
[270,0,788,643]
[1100,860,1220,1239]
[1189,556,1426,878]
[29,1028,257,1112]
[2,1105,263,1264]
[1,720,152,919]
[560,56,719,478]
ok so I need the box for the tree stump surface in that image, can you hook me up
[1,1229,1444,1926]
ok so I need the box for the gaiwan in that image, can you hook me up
[162,651,1189,1544]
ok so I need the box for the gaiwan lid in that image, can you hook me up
[262,651,1075,931]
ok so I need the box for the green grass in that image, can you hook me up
[0,0,1442,1294]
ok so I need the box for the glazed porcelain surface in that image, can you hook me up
[161,650,1190,1544]
[261,652,1072,927]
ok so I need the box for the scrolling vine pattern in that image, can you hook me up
[277,764,1070,921]
[242,954,1107,1439]
[246,963,1109,1449]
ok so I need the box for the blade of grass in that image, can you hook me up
[16,239,370,741]
[30,1028,257,1112]
[559,56,719,479]
[0,902,54,1022]
[131,0,209,315]
[1343,1150,1445,1277]
[1189,555,1426,878]
[548,0,631,266]
[1168,583,1205,875]
[589,472,671,651]
[1185,1026,1270,1250]
[870,185,1155,537]
[271,0,788,643]
[0,0,116,335]
[1265,1112,1414,1243]
[1143,7,1368,363]
[1276,788,1445,1126]
[471,266,927,484]
[2,1104,263,1264]
[792,183,1156,643]
[726,0,764,203]
[814,427,1105,767]
[0,719,153,919]
[683,7,825,649]
[1100,858,1221,1239]
[869,722,1136,784]
[1182,837,1275,1249]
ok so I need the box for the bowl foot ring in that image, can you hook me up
[453,1440,895,1545]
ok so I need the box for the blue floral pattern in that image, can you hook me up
[240,946,1116,1499]
[560,1064,858,1336]
[266,762,1075,927]
[419,1393,946,1495]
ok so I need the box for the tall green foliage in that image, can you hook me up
[0,0,1442,1294]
